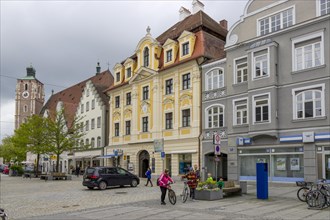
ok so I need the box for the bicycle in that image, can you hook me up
[167,182,176,205]
[180,180,189,203]
[306,180,330,209]
[296,181,314,202]
[0,208,8,220]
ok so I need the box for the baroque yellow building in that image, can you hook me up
[105,2,227,177]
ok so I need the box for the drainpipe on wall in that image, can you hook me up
[197,57,209,173]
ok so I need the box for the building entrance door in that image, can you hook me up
[139,150,150,178]
[324,152,330,180]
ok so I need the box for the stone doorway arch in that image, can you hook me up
[139,150,150,178]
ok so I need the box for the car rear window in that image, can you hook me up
[86,168,96,175]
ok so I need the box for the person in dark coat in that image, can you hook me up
[75,165,80,177]
[145,167,153,187]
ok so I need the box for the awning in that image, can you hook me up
[97,153,123,159]
[72,155,100,160]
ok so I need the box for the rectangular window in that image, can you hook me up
[182,42,189,56]
[81,104,84,113]
[97,116,101,128]
[80,122,84,132]
[182,73,190,90]
[253,94,270,123]
[233,99,248,125]
[92,99,95,109]
[178,154,192,174]
[294,36,322,71]
[182,109,190,127]
[114,123,119,137]
[91,118,95,130]
[253,50,269,79]
[165,79,173,95]
[125,120,131,135]
[85,120,89,131]
[166,50,172,62]
[320,0,330,15]
[126,92,131,105]
[259,8,293,36]
[142,117,148,132]
[116,72,120,82]
[115,96,120,108]
[165,112,173,129]
[235,58,248,83]
[142,86,149,100]
[126,67,132,78]
[86,101,89,112]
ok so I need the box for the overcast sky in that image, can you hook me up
[0,0,248,143]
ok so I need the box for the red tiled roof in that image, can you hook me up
[41,70,114,128]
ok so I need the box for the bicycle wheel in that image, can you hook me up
[297,187,309,202]
[168,189,176,205]
[306,190,326,209]
[181,187,189,203]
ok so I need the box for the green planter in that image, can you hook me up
[195,189,223,200]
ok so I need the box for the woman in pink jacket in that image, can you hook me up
[158,169,174,205]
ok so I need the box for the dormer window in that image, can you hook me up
[143,47,149,67]
[166,50,173,62]
[126,67,132,78]
[116,72,120,82]
[182,42,189,56]
[258,8,294,36]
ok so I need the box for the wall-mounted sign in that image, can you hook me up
[214,145,221,155]
[303,132,314,143]
[154,139,164,153]
[213,133,221,145]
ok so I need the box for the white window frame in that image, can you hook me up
[292,83,325,120]
[142,116,149,132]
[205,104,225,128]
[252,48,270,80]
[97,116,101,128]
[181,108,191,127]
[91,138,95,148]
[81,104,84,113]
[86,101,89,112]
[85,120,89,131]
[317,0,330,16]
[257,6,295,36]
[92,99,95,110]
[232,98,249,126]
[291,30,324,72]
[91,118,95,130]
[252,93,271,125]
[233,56,248,84]
[97,136,101,147]
[205,67,224,91]
[182,41,190,56]
[166,49,173,63]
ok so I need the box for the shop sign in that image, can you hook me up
[154,139,164,153]
[303,132,314,143]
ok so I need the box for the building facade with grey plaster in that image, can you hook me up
[202,0,330,182]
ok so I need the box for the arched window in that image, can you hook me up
[91,138,95,148]
[206,105,224,128]
[206,68,224,91]
[295,90,322,119]
[80,140,84,148]
[24,105,28,112]
[85,139,89,146]
[97,136,101,147]
[143,47,149,67]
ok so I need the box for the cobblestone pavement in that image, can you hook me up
[1,174,329,220]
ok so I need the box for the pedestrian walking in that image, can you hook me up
[145,167,153,187]
[158,169,173,205]
[76,165,80,177]
[183,167,198,200]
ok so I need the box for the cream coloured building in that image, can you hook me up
[105,1,227,177]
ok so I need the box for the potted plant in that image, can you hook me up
[195,178,223,200]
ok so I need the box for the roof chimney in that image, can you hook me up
[26,65,36,77]
[96,62,101,74]
[179,6,191,21]
[192,0,204,14]
[219,19,228,30]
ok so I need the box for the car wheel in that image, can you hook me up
[131,179,138,187]
[98,181,107,190]
[87,187,94,190]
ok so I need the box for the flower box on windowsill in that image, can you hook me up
[195,189,223,201]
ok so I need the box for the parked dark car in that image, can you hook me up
[82,166,140,190]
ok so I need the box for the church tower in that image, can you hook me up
[15,65,45,129]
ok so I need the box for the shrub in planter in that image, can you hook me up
[10,164,24,176]
[195,179,223,200]
[196,179,220,191]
